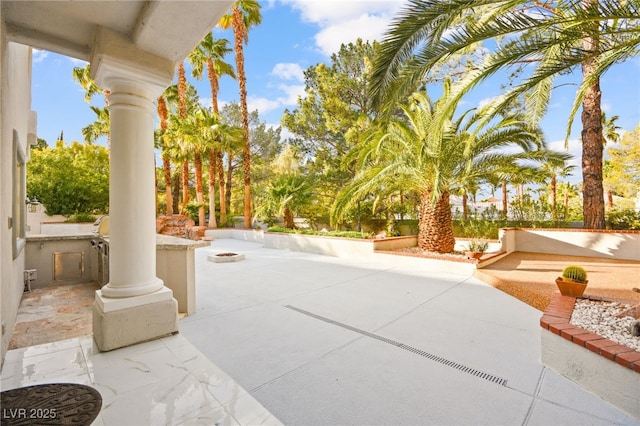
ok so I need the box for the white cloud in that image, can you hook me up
[246,83,305,115]
[548,138,582,169]
[314,14,391,56]
[278,126,296,142]
[247,96,282,114]
[32,49,49,63]
[278,84,305,104]
[199,97,213,109]
[477,96,500,109]
[272,63,304,81]
[284,0,407,56]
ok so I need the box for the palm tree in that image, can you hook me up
[219,0,262,228]
[162,82,201,216]
[72,64,109,105]
[542,159,576,220]
[254,175,312,229]
[188,33,235,228]
[602,112,622,145]
[156,95,173,215]
[73,65,111,146]
[333,85,565,253]
[177,63,190,213]
[81,106,109,145]
[370,0,640,230]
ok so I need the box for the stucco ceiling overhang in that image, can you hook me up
[2,0,234,64]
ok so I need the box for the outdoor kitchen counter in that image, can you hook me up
[155,234,210,250]
[26,233,95,241]
[155,234,209,316]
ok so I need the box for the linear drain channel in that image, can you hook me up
[285,305,508,386]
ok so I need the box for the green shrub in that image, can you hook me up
[184,203,207,224]
[606,209,640,230]
[266,226,371,239]
[65,213,96,223]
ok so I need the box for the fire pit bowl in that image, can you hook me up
[207,252,245,263]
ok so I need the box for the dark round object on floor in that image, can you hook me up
[1,383,102,425]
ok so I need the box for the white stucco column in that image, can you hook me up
[90,27,178,351]
[101,77,162,298]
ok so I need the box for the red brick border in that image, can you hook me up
[540,292,640,373]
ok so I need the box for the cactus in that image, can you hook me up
[562,265,588,283]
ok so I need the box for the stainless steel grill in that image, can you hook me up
[91,216,109,286]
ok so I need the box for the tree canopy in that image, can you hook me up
[27,140,109,216]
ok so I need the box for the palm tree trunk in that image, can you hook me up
[181,161,189,214]
[157,96,173,215]
[462,191,468,220]
[581,0,605,229]
[194,153,205,226]
[418,190,455,253]
[502,181,508,218]
[208,59,220,114]
[178,63,190,214]
[217,152,227,226]
[226,154,233,220]
[208,151,218,228]
[172,173,181,214]
[283,206,294,229]
[551,174,557,221]
[232,7,252,229]
[162,156,173,215]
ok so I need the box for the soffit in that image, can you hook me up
[2,1,232,63]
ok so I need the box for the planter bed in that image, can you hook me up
[540,292,640,419]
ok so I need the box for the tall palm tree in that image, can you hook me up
[220,0,262,229]
[370,0,640,230]
[188,33,235,228]
[333,85,565,253]
[542,158,576,220]
[194,108,243,228]
[162,82,201,216]
[177,63,190,213]
[156,95,173,215]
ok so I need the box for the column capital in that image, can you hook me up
[90,26,175,99]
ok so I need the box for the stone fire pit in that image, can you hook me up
[207,252,245,263]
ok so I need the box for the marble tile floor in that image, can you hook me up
[1,334,282,426]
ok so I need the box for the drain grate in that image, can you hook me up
[285,305,508,386]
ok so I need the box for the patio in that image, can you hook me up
[2,238,638,425]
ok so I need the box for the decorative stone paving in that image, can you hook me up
[8,282,99,349]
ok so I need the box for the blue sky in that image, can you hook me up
[31,0,640,180]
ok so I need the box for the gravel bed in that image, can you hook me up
[570,299,640,352]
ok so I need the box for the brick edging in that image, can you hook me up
[540,292,640,373]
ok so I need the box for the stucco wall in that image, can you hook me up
[26,211,68,234]
[0,28,33,364]
[500,228,640,261]
[264,232,374,260]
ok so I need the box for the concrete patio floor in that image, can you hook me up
[2,238,638,425]
[180,239,639,425]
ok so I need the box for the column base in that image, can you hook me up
[93,287,178,352]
